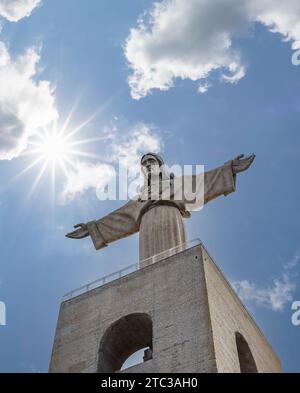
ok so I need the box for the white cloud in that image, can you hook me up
[233,275,296,312]
[61,162,116,204]
[233,249,300,311]
[198,82,211,94]
[0,42,58,160]
[0,0,56,161]
[284,250,300,270]
[125,0,300,99]
[61,122,163,203]
[110,122,162,167]
[256,0,300,51]
[0,0,40,22]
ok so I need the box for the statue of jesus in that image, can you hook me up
[66,153,255,266]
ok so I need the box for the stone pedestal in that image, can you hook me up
[49,244,281,373]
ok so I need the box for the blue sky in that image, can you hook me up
[0,0,299,372]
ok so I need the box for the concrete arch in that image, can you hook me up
[235,332,258,373]
[97,313,153,373]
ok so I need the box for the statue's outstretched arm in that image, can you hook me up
[66,199,142,250]
[204,153,255,205]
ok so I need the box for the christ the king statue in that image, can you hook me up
[66,153,255,265]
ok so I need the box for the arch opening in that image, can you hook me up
[235,332,258,373]
[97,313,153,373]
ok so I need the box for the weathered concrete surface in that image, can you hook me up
[49,245,281,373]
[202,247,282,373]
[49,245,216,373]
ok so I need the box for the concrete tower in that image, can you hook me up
[49,243,281,373]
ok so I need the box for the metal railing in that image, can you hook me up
[62,263,138,301]
[62,238,201,302]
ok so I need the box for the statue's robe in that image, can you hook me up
[86,161,236,266]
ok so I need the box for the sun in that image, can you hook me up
[38,132,69,163]
[9,106,104,201]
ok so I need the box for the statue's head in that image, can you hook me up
[141,153,164,178]
[141,153,173,188]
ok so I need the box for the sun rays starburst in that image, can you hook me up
[34,131,70,162]
[8,106,105,202]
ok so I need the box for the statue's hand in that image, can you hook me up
[232,154,256,174]
[66,223,89,239]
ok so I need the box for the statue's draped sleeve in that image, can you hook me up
[181,160,236,211]
[86,199,142,250]
[204,160,236,204]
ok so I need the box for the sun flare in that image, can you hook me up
[10,106,104,201]
[38,132,69,162]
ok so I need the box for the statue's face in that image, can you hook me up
[142,156,161,178]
